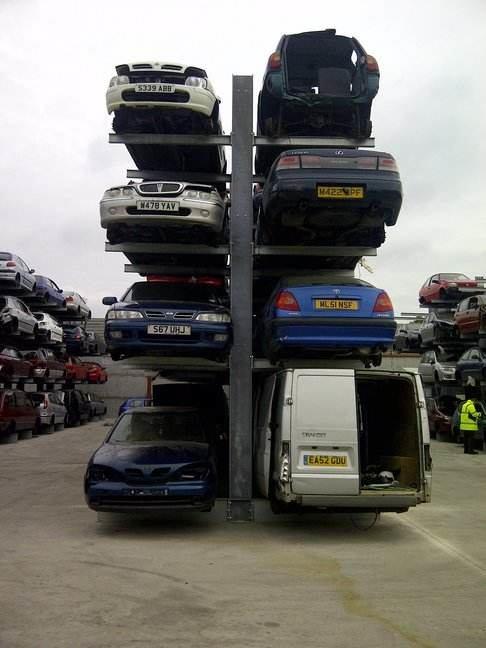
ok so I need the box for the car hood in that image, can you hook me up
[111,300,227,313]
[92,441,210,467]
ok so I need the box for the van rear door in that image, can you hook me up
[290,370,360,496]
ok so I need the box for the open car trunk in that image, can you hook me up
[356,373,423,494]
[284,32,362,98]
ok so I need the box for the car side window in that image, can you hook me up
[15,392,26,407]
[470,350,480,360]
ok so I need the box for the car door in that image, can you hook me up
[17,257,35,291]
[14,391,33,431]
[419,351,434,382]
[462,297,479,335]
[423,275,439,302]
[10,298,29,333]
[419,314,433,345]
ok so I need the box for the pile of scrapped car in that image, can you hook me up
[100,29,402,366]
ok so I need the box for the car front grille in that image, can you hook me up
[128,71,186,83]
[124,467,173,484]
[122,90,190,103]
[126,207,191,216]
[138,182,182,195]
[143,310,195,320]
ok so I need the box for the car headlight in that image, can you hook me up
[106,310,143,320]
[109,75,130,87]
[182,190,215,202]
[185,76,207,89]
[195,312,231,323]
[177,465,210,480]
[104,188,123,199]
[121,187,136,197]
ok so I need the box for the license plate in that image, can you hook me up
[314,299,359,310]
[134,83,175,93]
[136,200,179,212]
[147,324,191,335]
[125,488,169,496]
[304,455,348,467]
[317,186,364,199]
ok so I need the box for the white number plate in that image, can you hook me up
[134,83,175,93]
[136,200,179,212]
[147,325,191,336]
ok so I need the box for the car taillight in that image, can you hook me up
[275,290,300,312]
[66,296,73,302]
[75,334,81,339]
[378,156,398,172]
[276,155,301,170]
[267,52,281,70]
[6,261,16,267]
[373,292,394,313]
[365,55,379,73]
[43,398,49,409]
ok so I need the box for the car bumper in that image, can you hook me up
[100,198,224,232]
[107,84,216,116]
[0,270,20,285]
[86,480,215,512]
[266,317,396,351]
[105,320,231,356]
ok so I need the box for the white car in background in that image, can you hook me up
[0,296,38,336]
[63,292,91,319]
[107,62,221,131]
[0,252,36,293]
[100,180,226,244]
[33,312,63,343]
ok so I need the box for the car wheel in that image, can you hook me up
[18,428,33,440]
[46,417,55,434]
[111,351,121,361]
[419,296,426,305]
[1,423,18,444]
[434,372,440,383]
[54,420,65,431]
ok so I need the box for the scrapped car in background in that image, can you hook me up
[64,356,90,382]
[418,310,458,348]
[419,274,486,305]
[84,407,217,512]
[22,348,65,381]
[257,149,401,247]
[103,276,231,361]
[0,347,32,382]
[85,362,108,384]
[62,390,91,427]
[62,325,89,354]
[0,296,38,337]
[0,252,36,294]
[393,318,423,352]
[107,62,226,177]
[29,276,66,307]
[118,397,153,416]
[101,180,226,245]
[0,390,39,442]
[84,392,107,420]
[30,391,67,433]
[426,398,452,440]
[33,312,63,344]
[418,350,457,384]
[454,294,486,338]
[258,275,395,365]
[255,29,380,174]
[63,292,91,319]
[455,348,486,385]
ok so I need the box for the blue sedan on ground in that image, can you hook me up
[259,275,396,365]
[103,276,231,361]
[84,407,217,512]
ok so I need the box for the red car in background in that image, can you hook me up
[85,362,108,384]
[419,273,486,305]
[64,356,90,382]
[454,294,486,338]
[0,347,32,381]
[0,390,39,442]
[22,348,65,380]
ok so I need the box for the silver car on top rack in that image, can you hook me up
[100,181,226,244]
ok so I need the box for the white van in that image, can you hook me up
[254,369,432,513]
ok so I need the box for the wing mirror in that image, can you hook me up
[29,268,35,274]
[102,296,117,306]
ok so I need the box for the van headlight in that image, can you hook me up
[109,75,130,87]
[185,76,207,88]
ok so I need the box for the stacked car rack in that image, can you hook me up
[106,76,378,520]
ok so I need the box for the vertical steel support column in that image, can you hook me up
[227,76,254,521]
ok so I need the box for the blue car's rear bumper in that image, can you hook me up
[86,480,215,512]
[266,317,396,353]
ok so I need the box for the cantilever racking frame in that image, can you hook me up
[107,75,376,520]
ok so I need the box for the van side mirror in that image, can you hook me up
[102,296,117,306]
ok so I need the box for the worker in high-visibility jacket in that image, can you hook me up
[459,394,481,455]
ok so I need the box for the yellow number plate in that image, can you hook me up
[317,186,364,199]
[304,455,348,467]
[314,299,359,310]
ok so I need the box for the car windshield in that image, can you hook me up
[122,281,225,304]
[440,274,470,281]
[0,253,12,260]
[30,393,46,405]
[109,411,206,444]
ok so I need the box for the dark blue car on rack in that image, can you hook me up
[103,276,231,361]
[84,407,217,512]
[259,275,396,365]
[31,275,66,307]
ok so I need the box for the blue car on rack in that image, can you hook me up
[31,275,66,307]
[259,275,396,365]
[85,406,217,512]
[103,276,231,361]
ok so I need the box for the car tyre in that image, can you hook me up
[18,429,33,440]
[1,423,18,444]
[46,417,55,434]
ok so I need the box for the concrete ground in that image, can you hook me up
[1,424,485,648]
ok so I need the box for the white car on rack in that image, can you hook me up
[62,292,91,319]
[0,296,38,336]
[100,180,226,244]
[0,252,36,293]
[33,312,63,344]
[107,62,221,132]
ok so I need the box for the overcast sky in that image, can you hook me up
[1,0,485,317]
